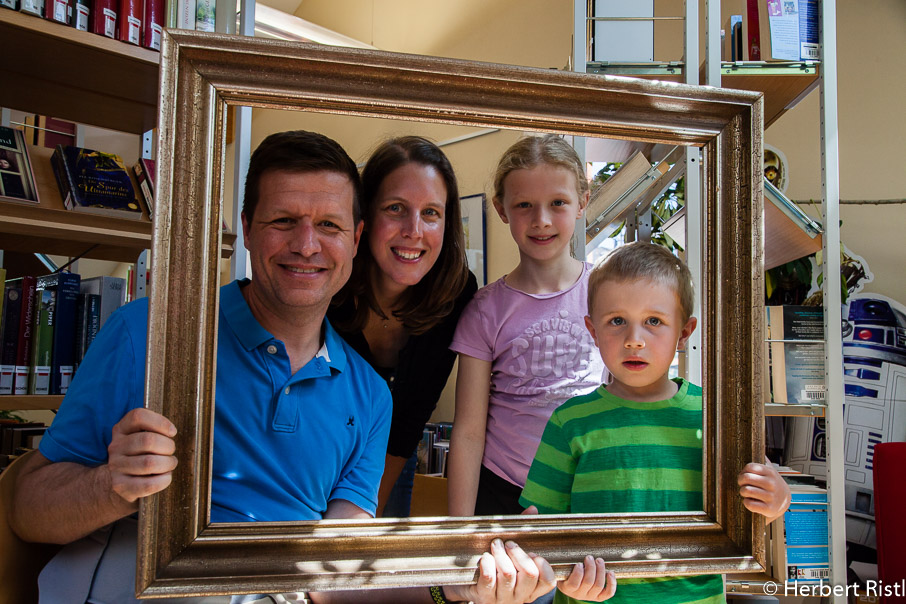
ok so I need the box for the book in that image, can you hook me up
[0,279,21,395]
[133,157,155,215]
[90,0,117,39]
[116,0,141,45]
[51,145,143,220]
[79,276,127,329]
[28,286,55,395]
[23,115,76,149]
[37,273,81,395]
[195,0,213,31]
[19,0,43,17]
[767,305,826,404]
[742,0,763,60]
[1,0,20,11]
[74,292,101,369]
[771,485,830,583]
[70,0,88,30]
[141,0,163,50]
[10,276,36,396]
[758,0,820,61]
[42,0,69,24]
[176,0,195,29]
[0,126,40,205]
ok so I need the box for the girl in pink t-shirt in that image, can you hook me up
[448,135,607,516]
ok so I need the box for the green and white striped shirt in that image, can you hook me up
[519,378,724,604]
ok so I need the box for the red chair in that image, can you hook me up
[874,442,906,603]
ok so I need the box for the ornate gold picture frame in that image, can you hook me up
[139,29,765,598]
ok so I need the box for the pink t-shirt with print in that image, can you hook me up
[450,263,607,488]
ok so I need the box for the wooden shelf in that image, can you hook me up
[0,145,236,261]
[586,61,819,128]
[0,395,63,412]
[765,403,826,417]
[0,10,160,134]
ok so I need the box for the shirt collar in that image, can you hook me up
[221,279,346,372]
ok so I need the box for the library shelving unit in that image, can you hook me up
[0,10,237,412]
[573,1,846,599]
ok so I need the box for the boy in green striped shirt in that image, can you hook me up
[520,242,791,604]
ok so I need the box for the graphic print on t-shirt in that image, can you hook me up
[504,308,599,406]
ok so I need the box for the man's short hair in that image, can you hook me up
[242,130,363,223]
[588,241,695,321]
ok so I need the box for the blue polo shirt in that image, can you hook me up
[40,279,392,522]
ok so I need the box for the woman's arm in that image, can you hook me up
[447,354,492,516]
[376,453,410,515]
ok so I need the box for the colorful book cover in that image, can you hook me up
[38,273,81,395]
[116,0,141,45]
[28,287,55,396]
[141,0,163,50]
[90,0,117,39]
[13,275,36,395]
[52,145,142,220]
[0,278,19,395]
[772,486,829,582]
[0,126,40,205]
[195,0,213,32]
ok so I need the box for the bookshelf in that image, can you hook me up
[0,11,234,413]
[0,10,159,135]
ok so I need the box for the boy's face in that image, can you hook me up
[585,277,697,402]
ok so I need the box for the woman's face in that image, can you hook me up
[368,162,447,294]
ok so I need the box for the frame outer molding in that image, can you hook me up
[137,30,767,598]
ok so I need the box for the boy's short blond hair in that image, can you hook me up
[588,241,695,321]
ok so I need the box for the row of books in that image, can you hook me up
[723,0,819,63]
[3,0,165,51]
[0,124,157,224]
[416,422,453,477]
[0,273,126,396]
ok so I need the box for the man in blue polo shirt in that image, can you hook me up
[10,131,564,604]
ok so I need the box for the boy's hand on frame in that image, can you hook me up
[737,462,791,524]
[558,556,616,602]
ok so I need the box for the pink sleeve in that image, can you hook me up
[449,295,494,362]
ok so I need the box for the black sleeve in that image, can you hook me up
[385,271,479,458]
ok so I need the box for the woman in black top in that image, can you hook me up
[329,136,477,516]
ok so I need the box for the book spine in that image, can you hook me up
[176,0,195,29]
[194,0,213,32]
[28,287,55,396]
[74,293,87,370]
[90,0,118,39]
[0,284,22,395]
[117,0,142,45]
[141,0,164,50]
[43,0,69,23]
[50,273,81,395]
[86,294,101,354]
[14,276,36,396]
[71,0,89,30]
[134,161,154,216]
[19,0,44,16]
[51,146,78,212]
[745,0,762,60]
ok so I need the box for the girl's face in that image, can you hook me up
[368,162,447,295]
[493,164,587,263]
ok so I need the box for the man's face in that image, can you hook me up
[242,169,362,317]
